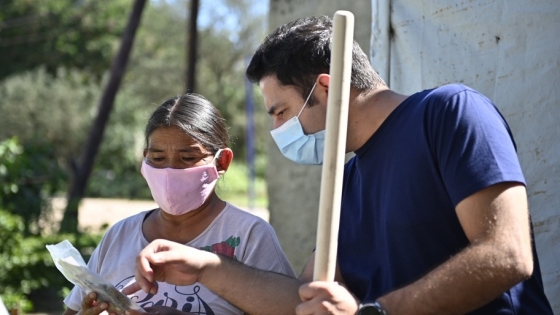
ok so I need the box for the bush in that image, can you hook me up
[0,137,67,235]
[0,209,102,312]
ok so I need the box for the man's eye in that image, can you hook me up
[277,110,285,117]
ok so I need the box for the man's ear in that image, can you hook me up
[217,148,234,175]
[316,74,331,104]
[317,73,330,88]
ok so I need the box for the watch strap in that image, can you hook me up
[357,301,387,315]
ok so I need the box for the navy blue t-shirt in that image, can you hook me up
[337,84,552,314]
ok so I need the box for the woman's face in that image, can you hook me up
[144,126,214,169]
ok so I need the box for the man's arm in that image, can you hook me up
[377,182,533,314]
[202,254,303,315]
[124,240,303,315]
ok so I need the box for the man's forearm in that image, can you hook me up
[199,255,302,315]
[377,240,532,315]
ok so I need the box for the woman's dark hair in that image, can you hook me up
[144,94,229,153]
[246,15,386,103]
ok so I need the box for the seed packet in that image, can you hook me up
[46,240,142,314]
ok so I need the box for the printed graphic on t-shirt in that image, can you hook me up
[115,276,216,315]
[199,235,240,260]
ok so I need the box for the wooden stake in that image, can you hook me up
[313,10,355,282]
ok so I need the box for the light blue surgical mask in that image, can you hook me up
[270,83,325,165]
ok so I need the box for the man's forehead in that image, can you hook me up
[260,77,300,107]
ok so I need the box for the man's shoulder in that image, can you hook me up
[421,83,475,101]
[409,83,493,114]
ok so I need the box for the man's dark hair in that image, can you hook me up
[246,15,386,102]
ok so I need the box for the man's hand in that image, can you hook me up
[122,239,218,296]
[296,281,359,315]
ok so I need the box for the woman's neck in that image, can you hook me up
[142,193,226,244]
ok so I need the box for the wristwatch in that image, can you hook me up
[356,301,387,315]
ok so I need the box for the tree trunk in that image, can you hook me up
[186,0,199,93]
[59,0,147,234]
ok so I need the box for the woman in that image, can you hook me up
[62,94,295,315]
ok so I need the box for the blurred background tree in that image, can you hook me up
[0,0,269,312]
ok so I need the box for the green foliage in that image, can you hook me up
[216,160,268,209]
[0,67,98,160]
[0,0,270,205]
[0,0,131,81]
[0,137,66,235]
[87,85,152,199]
[0,209,102,312]
[194,0,270,162]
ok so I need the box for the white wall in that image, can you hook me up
[371,0,560,311]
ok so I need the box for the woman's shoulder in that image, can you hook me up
[221,203,269,225]
[102,210,153,238]
[207,203,274,235]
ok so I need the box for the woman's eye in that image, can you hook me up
[182,157,197,161]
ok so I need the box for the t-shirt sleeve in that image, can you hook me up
[238,220,296,278]
[427,87,526,206]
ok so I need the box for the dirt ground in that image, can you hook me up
[49,197,269,233]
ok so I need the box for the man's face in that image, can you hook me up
[259,75,327,134]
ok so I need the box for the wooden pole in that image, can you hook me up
[313,11,355,282]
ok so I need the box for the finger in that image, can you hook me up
[295,299,317,315]
[142,239,197,266]
[135,253,156,294]
[121,282,141,295]
[142,307,161,314]
[82,292,98,308]
[106,305,124,315]
[125,309,149,315]
[85,302,108,315]
[298,283,318,302]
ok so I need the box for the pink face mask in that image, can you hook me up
[140,150,222,215]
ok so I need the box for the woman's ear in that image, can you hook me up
[217,148,233,175]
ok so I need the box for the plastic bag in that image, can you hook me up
[46,240,142,314]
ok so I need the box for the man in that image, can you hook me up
[123,16,552,314]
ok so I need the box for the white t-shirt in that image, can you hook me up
[64,203,295,315]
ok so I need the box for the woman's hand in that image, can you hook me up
[76,292,118,315]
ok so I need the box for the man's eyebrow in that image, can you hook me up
[267,103,284,116]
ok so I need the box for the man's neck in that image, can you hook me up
[346,86,409,152]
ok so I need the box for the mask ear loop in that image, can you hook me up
[211,149,224,164]
[297,82,318,118]
[211,149,226,175]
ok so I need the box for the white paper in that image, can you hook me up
[46,240,141,314]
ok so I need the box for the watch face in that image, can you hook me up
[357,303,384,315]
